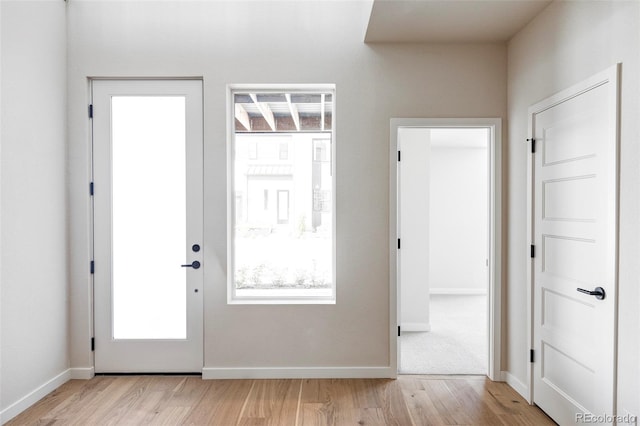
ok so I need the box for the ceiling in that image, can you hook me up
[365,0,553,43]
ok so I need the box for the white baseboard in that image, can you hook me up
[501,371,529,402]
[0,369,70,424]
[202,366,395,380]
[70,367,95,380]
[430,288,487,295]
[401,322,431,332]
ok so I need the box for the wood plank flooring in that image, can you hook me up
[6,375,556,425]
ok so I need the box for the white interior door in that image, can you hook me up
[531,65,619,424]
[397,128,431,336]
[92,79,203,373]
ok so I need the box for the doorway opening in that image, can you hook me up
[389,118,502,380]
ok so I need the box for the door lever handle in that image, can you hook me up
[576,286,605,300]
[181,261,201,269]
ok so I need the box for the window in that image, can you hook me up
[313,139,330,162]
[229,85,335,303]
[279,142,289,160]
[248,142,257,160]
[235,193,244,224]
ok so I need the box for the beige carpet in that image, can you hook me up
[399,294,487,375]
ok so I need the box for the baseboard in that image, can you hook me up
[70,367,95,380]
[501,371,529,402]
[401,322,431,332]
[0,369,70,424]
[202,366,396,380]
[430,288,487,295]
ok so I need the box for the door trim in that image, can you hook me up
[526,64,620,404]
[389,117,503,380]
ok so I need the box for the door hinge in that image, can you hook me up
[527,138,536,153]
[397,151,401,162]
[88,104,93,119]
[530,245,535,258]
[90,260,95,274]
[90,182,94,196]
[398,326,401,337]
[530,349,534,363]
[91,337,95,352]
[397,238,401,249]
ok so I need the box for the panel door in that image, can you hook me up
[532,66,619,425]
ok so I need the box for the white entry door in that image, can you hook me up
[92,80,203,373]
[531,65,619,424]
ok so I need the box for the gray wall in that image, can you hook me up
[507,0,640,416]
[0,0,68,417]
[66,1,507,373]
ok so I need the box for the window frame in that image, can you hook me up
[227,84,337,304]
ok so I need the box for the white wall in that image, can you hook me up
[398,128,431,331]
[0,1,68,421]
[507,0,640,416]
[429,145,487,293]
[66,1,507,375]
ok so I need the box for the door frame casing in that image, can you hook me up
[389,117,503,380]
[526,64,620,404]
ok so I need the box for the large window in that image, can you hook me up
[229,86,335,303]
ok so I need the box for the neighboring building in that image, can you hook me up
[235,133,331,235]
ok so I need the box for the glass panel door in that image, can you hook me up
[93,80,203,373]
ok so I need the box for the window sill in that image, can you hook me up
[229,288,335,305]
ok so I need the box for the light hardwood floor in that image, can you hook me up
[6,375,555,425]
